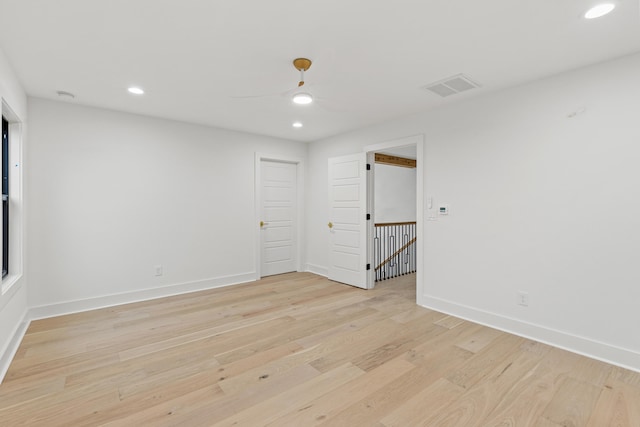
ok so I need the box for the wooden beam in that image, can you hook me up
[374,153,416,168]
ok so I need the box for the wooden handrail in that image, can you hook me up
[375,237,417,271]
[374,221,416,227]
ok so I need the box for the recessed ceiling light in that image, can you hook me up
[292,92,313,105]
[128,87,144,95]
[292,122,303,128]
[584,3,615,19]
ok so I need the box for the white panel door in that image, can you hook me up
[328,153,369,288]
[260,160,297,277]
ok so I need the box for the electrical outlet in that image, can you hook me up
[517,291,529,307]
[154,265,163,276]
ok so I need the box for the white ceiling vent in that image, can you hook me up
[423,74,481,97]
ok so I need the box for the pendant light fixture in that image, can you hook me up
[292,58,313,105]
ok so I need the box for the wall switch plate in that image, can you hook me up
[154,265,163,276]
[517,291,529,307]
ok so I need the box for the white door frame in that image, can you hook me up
[363,135,424,301]
[254,153,305,280]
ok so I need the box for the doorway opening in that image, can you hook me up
[325,135,423,298]
[365,135,424,300]
[372,150,417,282]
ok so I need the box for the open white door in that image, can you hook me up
[328,153,371,289]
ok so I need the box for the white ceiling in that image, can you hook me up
[1,0,639,142]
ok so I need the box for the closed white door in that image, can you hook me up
[328,153,370,289]
[260,160,297,277]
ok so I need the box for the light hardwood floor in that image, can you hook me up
[1,272,639,426]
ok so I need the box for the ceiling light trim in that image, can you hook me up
[584,3,616,19]
[292,92,313,105]
[128,87,145,95]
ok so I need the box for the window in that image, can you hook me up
[2,116,8,278]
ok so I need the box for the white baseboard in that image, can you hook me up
[420,295,640,373]
[305,263,328,277]
[0,310,29,383]
[29,272,257,321]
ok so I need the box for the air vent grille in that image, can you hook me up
[423,74,481,98]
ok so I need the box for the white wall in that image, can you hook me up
[0,47,28,379]
[27,99,306,316]
[374,163,416,223]
[306,52,640,371]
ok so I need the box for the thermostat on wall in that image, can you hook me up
[439,205,449,215]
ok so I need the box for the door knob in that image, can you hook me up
[328,222,333,229]
[260,221,268,227]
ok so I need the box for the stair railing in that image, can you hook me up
[373,221,417,281]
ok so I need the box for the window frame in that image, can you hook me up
[1,102,23,293]
[1,115,8,278]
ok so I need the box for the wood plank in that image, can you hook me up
[211,363,365,427]
[3,348,120,384]
[611,365,640,388]
[71,344,311,425]
[424,347,545,426]
[446,333,525,390]
[539,376,602,427]
[351,314,450,372]
[103,365,319,426]
[380,378,465,426]
[214,304,377,366]
[374,153,416,168]
[267,357,415,427]
[309,319,408,373]
[586,379,640,427]
[319,342,474,426]
[434,314,466,330]
[0,376,65,410]
[477,353,561,425]
[100,385,225,427]
[172,365,320,426]
[0,386,120,426]
[0,272,637,426]
[455,327,503,354]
